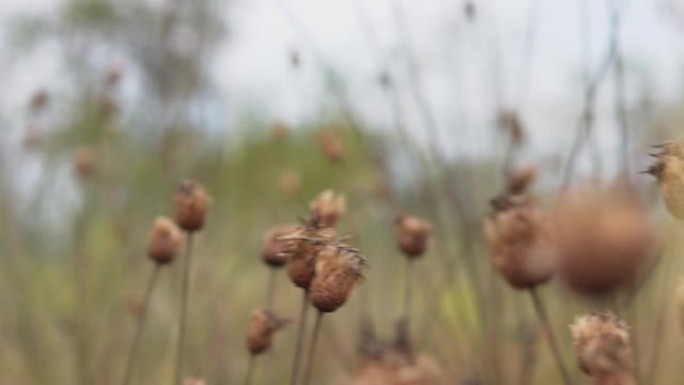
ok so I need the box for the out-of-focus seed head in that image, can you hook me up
[570,312,633,377]
[310,242,366,312]
[74,146,97,181]
[22,127,44,151]
[174,180,209,232]
[317,131,344,163]
[498,109,525,145]
[484,195,557,289]
[28,90,49,112]
[309,190,346,228]
[246,308,290,355]
[99,93,119,118]
[506,165,537,195]
[148,217,184,265]
[106,62,125,86]
[556,184,657,296]
[645,140,684,219]
[272,121,289,140]
[395,214,432,258]
[281,219,338,289]
[289,49,301,69]
[464,0,476,20]
[261,224,298,268]
[279,168,301,198]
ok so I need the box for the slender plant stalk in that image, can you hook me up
[174,233,195,385]
[243,354,256,385]
[403,257,413,329]
[122,265,161,385]
[289,290,310,385]
[266,267,277,310]
[529,287,572,385]
[302,311,324,385]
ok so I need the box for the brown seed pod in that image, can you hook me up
[281,220,338,289]
[246,308,290,355]
[261,224,298,268]
[395,214,432,258]
[484,196,557,289]
[645,140,684,219]
[309,243,365,313]
[147,217,183,265]
[556,185,656,296]
[174,180,209,232]
[74,146,96,180]
[570,312,634,379]
[317,131,344,163]
[506,165,537,195]
[309,190,346,228]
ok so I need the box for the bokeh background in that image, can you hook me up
[1,0,684,384]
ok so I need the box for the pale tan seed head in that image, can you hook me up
[174,180,209,232]
[147,217,184,265]
[395,214,432,259]
[570,312,633,377]
[309,190,346,228]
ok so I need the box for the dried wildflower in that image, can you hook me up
[261,224,298,267]
[484,195,557,289]
[246,308,291,355]
[317,131,344,163]
[309,243,365,313]
[556,185,656,296]
[570,312,634,378]
[281,220,338,289]
[279,168,301,198]
[645,140,684,219]
[506,165,537,195]
[309,190,346,228]
[174,180,209,232]
[396,214,432,258]
[148,217,184,265]
[74,146,96,180]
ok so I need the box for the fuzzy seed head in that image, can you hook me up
[261,224,298,267]
[506,165,537,195]
[309,190,346,228]
[396,214,432,258]
[646,140,684,219]
[174,180,209,232]
[74,147,96,181]
[281,220,338,289]
[556,184,656,296]
[147,217,183,265]
[317,131,344,163]
[246,308,290,355]
[570,312,633,377]
[310,243,366,312]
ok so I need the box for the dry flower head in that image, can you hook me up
[395,214,432,258]
[317,131,344,163]
[175,180,209,232]
[246,308,291,355]
[309,189,346,228]
[280,218,338,289]
[645,140,684,219]
[74,146,97,180]
[261,224,298,267]
[148,217,184,265]
[570,312,633,377]
[310,242,366,312]
[506,165,537,195]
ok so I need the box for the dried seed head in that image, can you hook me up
[317,131,344,163]
[556,185,656,296]
[246,308,290,355]
[309,190,346,228]
[99,93,119,118]
[484,196,557,289]
[310,243,366,312]
[570,312,633,377]
[498,109,525,144]
[279,168,301,198]
[395,214,432,258]
[645,140,684,219]
[29,90,49,112]
[281,220,338,289]
[174,180,209,232]
[506,165,537,195]
[148,217,183,265]
[464,0,476,20]
[261,224,298,268]
[74,146,96,181]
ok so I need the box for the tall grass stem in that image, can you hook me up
[302,311,324,385]
[529,287,572,385]
[174,233,195,385]
[289,290,309,385]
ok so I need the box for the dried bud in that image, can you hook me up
[148,217,183,265]
[174,180,209,232]
[279,168,301,198]
[570,312,634,378]
[556,185,656,296]
[484,195,557,289]
[261,224,298,267]
[396,214,432,258]
[246,308,290,355]
[310,243,365,313]
[74,146,96,180]
[317,131,344,163]
[645,140,684,219]
[506,166,537,195]
[281,221,338,289]
[309,190,346,228]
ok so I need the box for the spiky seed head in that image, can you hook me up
[317,131,344,163]
[556,184,656,296]
[395,214,432,258]
[147,217,183,265]
[246,308,290,355]
[281,221,338,289]
[309,243,366,313]
[484,196,557,289]
[506,165,537,195]
[570,312,633,377]
[645,140,684,219]
[74,146,96,181]
[309,190,346,228]
[261,224,298,268]
[174,180,209,232]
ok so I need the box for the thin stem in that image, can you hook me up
[289,290,310,385]
[174,232,195,385]
[266,267,277,310]
[243,355,256,385]
[403,257,413,329]
[529,287,573,385]
[302,311,324,385]
[122,265,161,385]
